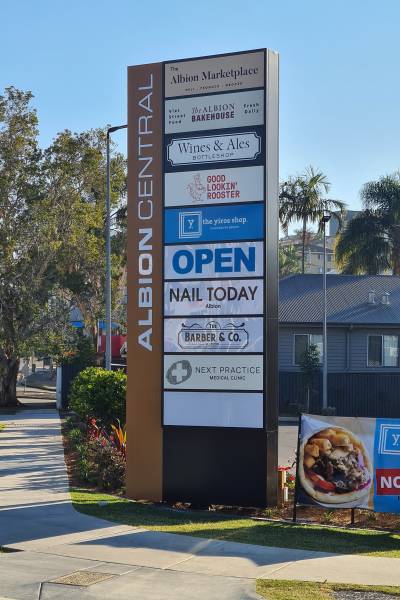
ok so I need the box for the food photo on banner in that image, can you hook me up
[296,414,400,514]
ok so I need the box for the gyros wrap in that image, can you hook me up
[299,426,372,504]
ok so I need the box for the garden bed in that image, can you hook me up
[61,413,400,537]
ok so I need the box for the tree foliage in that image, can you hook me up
[280,166,346,273]
[0,87,127,406]
[0,87,61,405]
[299,343,321,410]
[335,172,400,275]
[279,244,301,277]
[44,128,126,339]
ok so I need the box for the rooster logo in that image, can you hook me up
[187,173,206,202]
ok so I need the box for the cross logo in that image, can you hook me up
[166,360,192,385]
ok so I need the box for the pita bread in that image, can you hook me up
[299,426,372,505]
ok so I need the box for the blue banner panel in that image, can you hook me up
[374,418,400,514]
[164,203,264,244]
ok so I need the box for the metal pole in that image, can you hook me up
[105,131,112,370]
[322,221,328,409]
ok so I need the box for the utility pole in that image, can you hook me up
[105,124,127,370]
[321,211,331,409]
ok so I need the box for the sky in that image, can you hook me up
[1,0,399,212]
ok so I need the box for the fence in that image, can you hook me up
[279,371,400,418]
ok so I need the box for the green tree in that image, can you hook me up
[299,343,321,412]
[335,172,400,275]
[0,87,127,406]
[279,244,301,277]
[0,87,65,406]
[43,128,127,345]
[280,166,346,273]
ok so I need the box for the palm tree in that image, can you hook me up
[335,172,400,275]
[280,166,346,273]
[279,244,301,277]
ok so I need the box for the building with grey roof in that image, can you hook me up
[279,274,400,417]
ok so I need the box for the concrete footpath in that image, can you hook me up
[0,410,399,600]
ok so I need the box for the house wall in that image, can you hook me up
[279,326,347,372]
[349,328,400,372]
[279,326,400,373]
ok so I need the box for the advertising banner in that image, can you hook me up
[164,316,263,353]
[164,391,264,428]
[165,241,264,280]
[164,278,264,316]
[297,414,400,513]
[165,89,264,133]
[164,354,263,390]
[166,130,262,168]
[164,203,264,244]
[165,51,265,98]
[164,166,264,207]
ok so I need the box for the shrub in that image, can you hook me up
[75,431,126,491]
[92,443,126,490]
[69,367,126,427]
[67,427,84,448]
[60,331,96,368]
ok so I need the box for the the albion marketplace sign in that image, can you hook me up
[126,49,279,507]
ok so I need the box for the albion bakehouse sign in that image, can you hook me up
[165,89,264,133]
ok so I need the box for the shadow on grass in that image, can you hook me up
[72,491,400,558]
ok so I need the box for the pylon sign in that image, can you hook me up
[127,49,279,507]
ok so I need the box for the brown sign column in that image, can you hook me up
[126,63,163,501]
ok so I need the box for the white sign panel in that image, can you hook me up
[164,279,264,316]
[164,317,263,353]
[167,132,261,166]
[165,90,264,133]
[165,51,265,97]
[164,241,263,280]
[164,355,263,391]
[164,166,264,207]
[164,391,263,428]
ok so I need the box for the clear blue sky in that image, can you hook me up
[1,0,399,211]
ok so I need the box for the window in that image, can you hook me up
[368,335,399,367]
[294,333,323,365]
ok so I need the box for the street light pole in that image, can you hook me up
[321,211,331,409]
[105,124,127,371]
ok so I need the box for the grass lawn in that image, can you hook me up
[256,580,400,599]
[72,489,400,558]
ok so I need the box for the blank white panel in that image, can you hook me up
[163,391,263,428]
